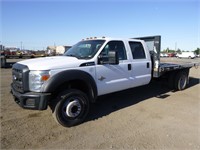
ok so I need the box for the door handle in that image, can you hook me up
[147,62,150,68]
[128,64,131,70]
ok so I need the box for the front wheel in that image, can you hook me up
[52,89,90,127]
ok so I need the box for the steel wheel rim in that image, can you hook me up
[62,99,82,118]
[179,75,187,89]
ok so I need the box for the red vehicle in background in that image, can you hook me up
[168,53,176,57]
[3,50,17,58]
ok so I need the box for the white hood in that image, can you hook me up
[18,56,87,70]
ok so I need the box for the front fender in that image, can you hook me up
[41,70,97,102]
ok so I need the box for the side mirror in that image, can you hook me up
[98,50,119,65]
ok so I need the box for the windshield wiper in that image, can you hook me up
[66,54,79,58]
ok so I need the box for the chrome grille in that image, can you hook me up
[12,68,24,92]
[12,64,29,93]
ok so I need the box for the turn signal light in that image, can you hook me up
[41,75,50,81]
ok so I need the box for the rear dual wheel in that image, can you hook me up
[174,72,188,91]
[169,71,188,91]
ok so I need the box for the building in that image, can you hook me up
[56,46,66,55]
[0,45,5,51]
[47,46,56,55]
[47,45,71,55]
[5,47,19,51]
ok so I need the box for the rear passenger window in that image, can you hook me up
[129,42,146,59]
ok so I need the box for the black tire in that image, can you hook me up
[174,71,188,91]
[52,89,90,127]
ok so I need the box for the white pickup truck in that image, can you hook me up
[11,36,198,127]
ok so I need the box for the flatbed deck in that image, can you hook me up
[156,59,200,77]
[160,62,199,72]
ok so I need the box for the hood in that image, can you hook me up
[18,56,87,70]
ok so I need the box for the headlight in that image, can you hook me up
[29,70,50,92]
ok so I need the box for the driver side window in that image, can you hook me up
[101,41,127,60]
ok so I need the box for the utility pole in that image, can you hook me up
[20,41,23,50]
[175,42,177,51]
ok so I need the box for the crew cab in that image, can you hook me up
[11,36,198,127]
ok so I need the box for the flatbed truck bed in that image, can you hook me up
[158,61,199,76]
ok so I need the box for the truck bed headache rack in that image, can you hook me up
[132,35,161,77]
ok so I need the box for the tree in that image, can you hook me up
[194,48,200,55]
[176,49,181,53]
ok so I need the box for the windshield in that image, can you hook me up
[64,40,105,59]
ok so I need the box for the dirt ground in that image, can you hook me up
[0,58,200,149]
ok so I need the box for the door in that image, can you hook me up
[96,40,131,96]
[128,41,151,87]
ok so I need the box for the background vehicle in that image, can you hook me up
[160,53,168,57]
[11,36,199,127]
[168,53,176,57]
[176,52,196,59]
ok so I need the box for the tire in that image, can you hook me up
[52,89,90,127]
[174,71,188,91]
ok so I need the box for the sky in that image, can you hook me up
[1,0,199,51]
